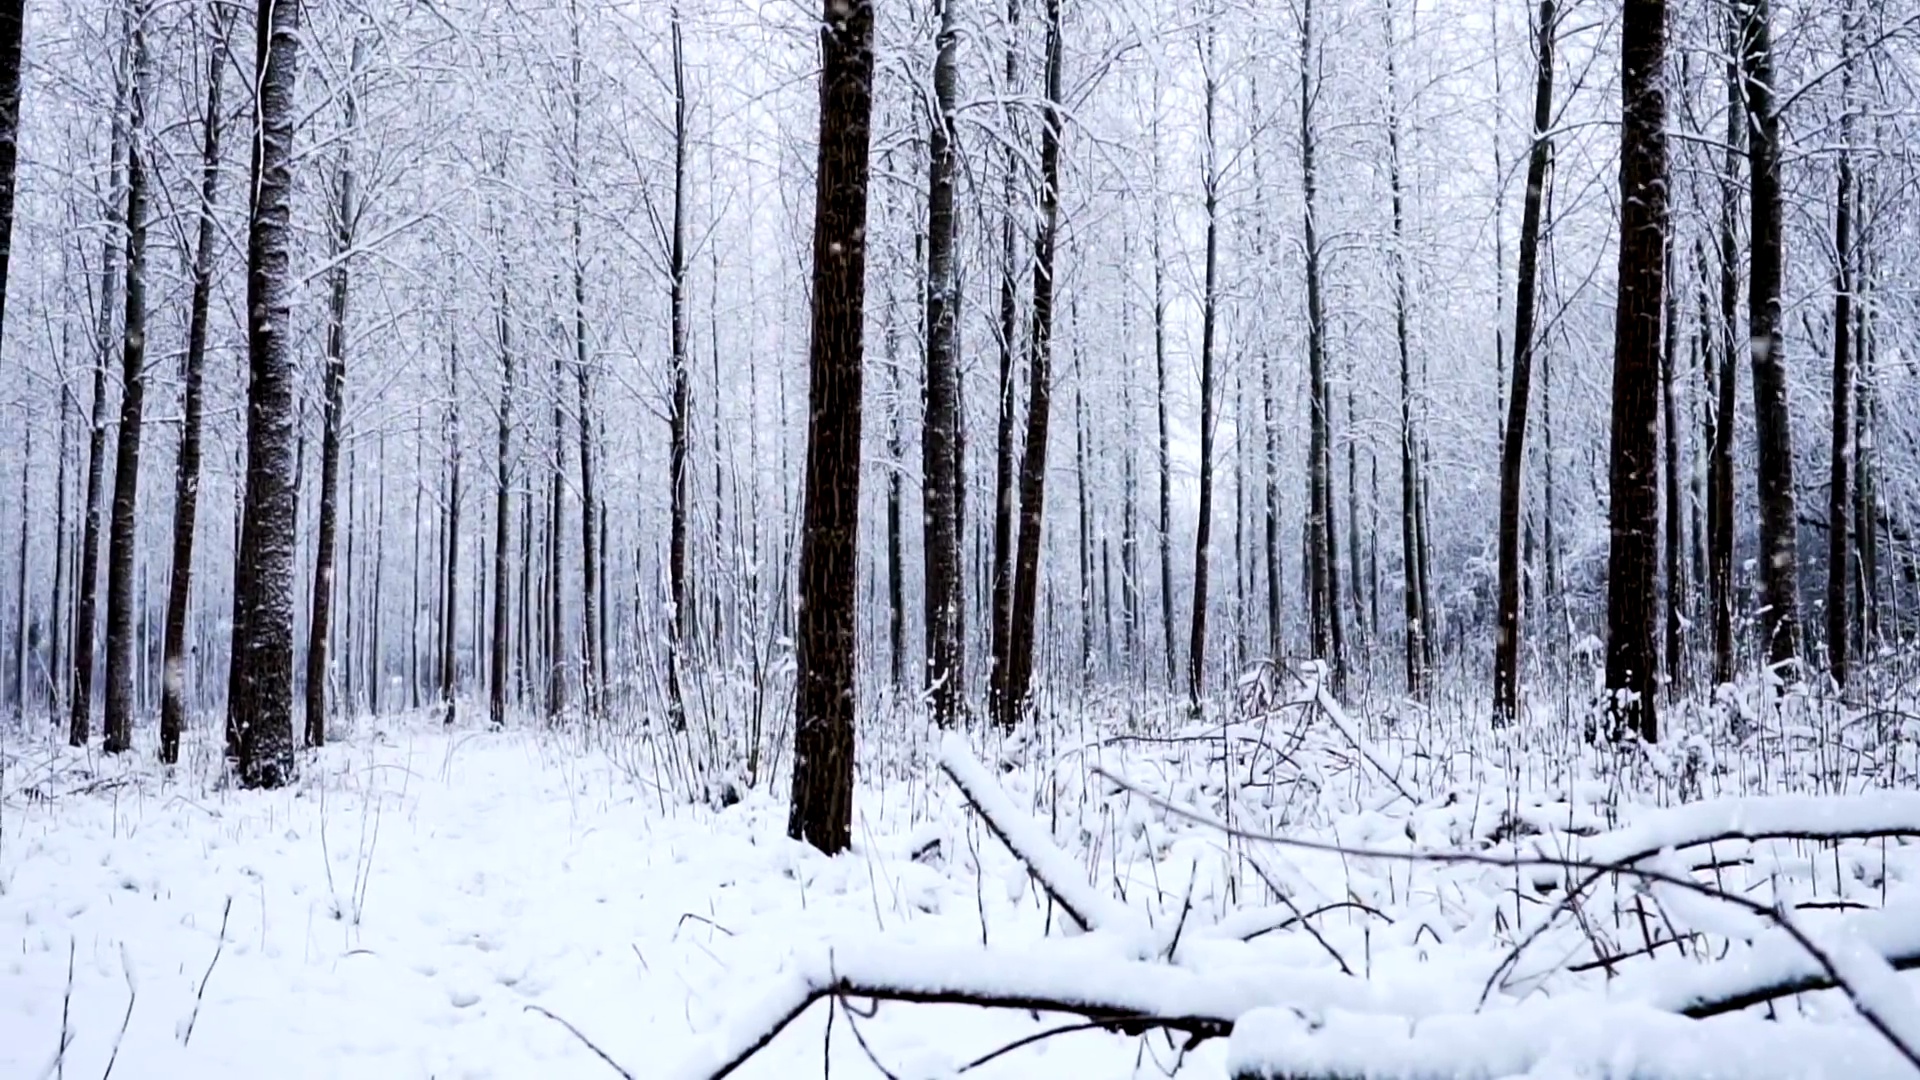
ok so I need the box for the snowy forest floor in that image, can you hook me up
[4,667,1920,1078]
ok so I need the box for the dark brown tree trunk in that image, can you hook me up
[1662,233,1685,691]
[371,429,387,713]
[786,0,874,855]
[1604,0,1666,742]
[566,5,599,721]
[1001,0,1062,729]
[1301,0,1344,694]
[1154,177,1174,690]
[1075,354,1093,687]
[73,33,131,748]
[921,0,964,724]
[1187,34,1219,713]
[51,379,72,716]
[546,350,566,719]
[667,3,690,729]
[1121,282,1140,669]
[572,279,597,719]
[884,285,905,689]
[409,417,425,712]
[1263,338,1283,665]
[0,0,24,345]
[1709,24,1741,687]
[515,442,530,709]
[1853,174,1877,654]
[1741,0,1801,672]
[1825,25,1856,688]
[0,0,19,711]
[103,3,152,756]
[441,339,460,724]
[1493,0,1554,724]
[306,34,361,748]
[1345,386,1366,646]
[12,424,29,720]
[490,261,514,729]
[987,0,1019,721]
[228,0,302,787]
[1384,4,1426,698]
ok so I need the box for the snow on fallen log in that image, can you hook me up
[936,732,1145,938]
[1226,997,1917,1080]
[1783,908,1920,1067]
[1535,791,1920,867]
[1623,900,1920,1018]
[1516,791,1920,891]
[667,941,1380,1080]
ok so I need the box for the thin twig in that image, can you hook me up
[100,941,137,1080]
[523,1004,637,1079]
[957,1021,1106,1072]
[183,897,232,1046]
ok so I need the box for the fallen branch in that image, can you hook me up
[1531,792,1920,875]
[937,733,1139,936]
[1626,902,1920,1019]
[667,941,1381,1080]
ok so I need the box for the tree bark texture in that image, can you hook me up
[787,0,874,855]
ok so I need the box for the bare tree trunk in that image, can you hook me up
[986,0,1019,721]
[921,0,964,724]
[0,0,21,718]
[1604,0,1667,742]
[1262,330,1283,665]
[1121,248,1140,670]
[370,429,387,713]
[1709,23,1741,687]
[102,2,152,756]
[566,2,599,721]
[12,424,30,721]
[1384,3,1426,698]
[786,0,874,855]
[1493,0,1554,724]
[667,2,691,729]
[514,442,529,708]
[490,257,514,729]
[228,0,303,787]
[305,33,362,748]
[1301,0,1344,694]
[1153,128,1175,691]
[1854,153,1877,654]
[547,322,567,719]
[576,329,599,716]
[1074,328,1092,687]
[1825,15,1857,687]
[1187,30,1219,713]
[72,26,131,748]
[1740,0,1801,672]
[441,339,460,725]
[0,0,24,344]
[1662,231,1685,691]
[51,378,72,716]
[884,284,905,690]
[409,417,425,712]
[1001,0,1062,729]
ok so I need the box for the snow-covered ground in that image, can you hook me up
[1,715,1202,1078]
[4,681,1918,1079]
